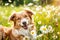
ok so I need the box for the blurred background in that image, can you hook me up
[0,0,60,6]
[0,0,60,40]
[0,0,60,26]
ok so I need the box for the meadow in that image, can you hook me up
[0,4,60,40]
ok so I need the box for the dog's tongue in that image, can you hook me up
[24,25,28,29]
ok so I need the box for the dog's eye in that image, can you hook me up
[17,18,21,20]
[24,15,27,17]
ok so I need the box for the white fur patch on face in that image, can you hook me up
[21,18,29,26]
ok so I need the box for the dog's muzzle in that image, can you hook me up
[21,18,29,29]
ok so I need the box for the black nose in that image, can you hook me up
[23,22,26,25]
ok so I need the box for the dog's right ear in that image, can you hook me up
[10,13,16,21]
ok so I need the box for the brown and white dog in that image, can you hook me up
[5,10,37,40]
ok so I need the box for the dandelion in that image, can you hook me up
[40,25,48,34]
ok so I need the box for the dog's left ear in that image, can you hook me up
[10,13,16,21]
[25,10,33,19]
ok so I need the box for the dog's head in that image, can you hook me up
[10,10,33,29]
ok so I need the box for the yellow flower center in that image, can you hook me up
[31,32,34,34]
[42,28,46,31]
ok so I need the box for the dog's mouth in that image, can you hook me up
[22,24,28,30]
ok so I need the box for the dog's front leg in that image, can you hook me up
[0,31,3,40]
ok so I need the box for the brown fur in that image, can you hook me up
[5,10,34,40]
[0,25,7,40]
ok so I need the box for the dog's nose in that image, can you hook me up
[23,22,26,25]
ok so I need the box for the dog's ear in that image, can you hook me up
[10,13,16,21]
[25,10,33,19]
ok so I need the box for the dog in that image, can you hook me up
[0,25,3,40]
[5,10,37,40]
[0,25,8,40]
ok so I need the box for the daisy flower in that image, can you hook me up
[23,36,30,40]
[40,25,48,34]
[48,25,54,33]
[30,30,37,38]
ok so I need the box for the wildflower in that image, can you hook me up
[39,12,42,14]
[47,11,50,15]
[51,6,56,11]
[58,13,60,16]
[37,34,44,37]
[11,4,14,7]
[5,3,9,6]
[23,36,30,40]
[55,18,58,22]
[36,6,42,11]
[28,3,33,6]
[57,32,60,35]
[53,35,58,39]
[40,25,48,34]
[48,25,54,33]
[42,8,46,12]
[46,11,50,18]
[38,21,41,24]
[45,5,52,11]
[36,7,40,11]
[8,0,12,2]
[30,30,37,38]
[34,5,37,8]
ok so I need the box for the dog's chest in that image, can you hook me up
[12,28,29,37]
